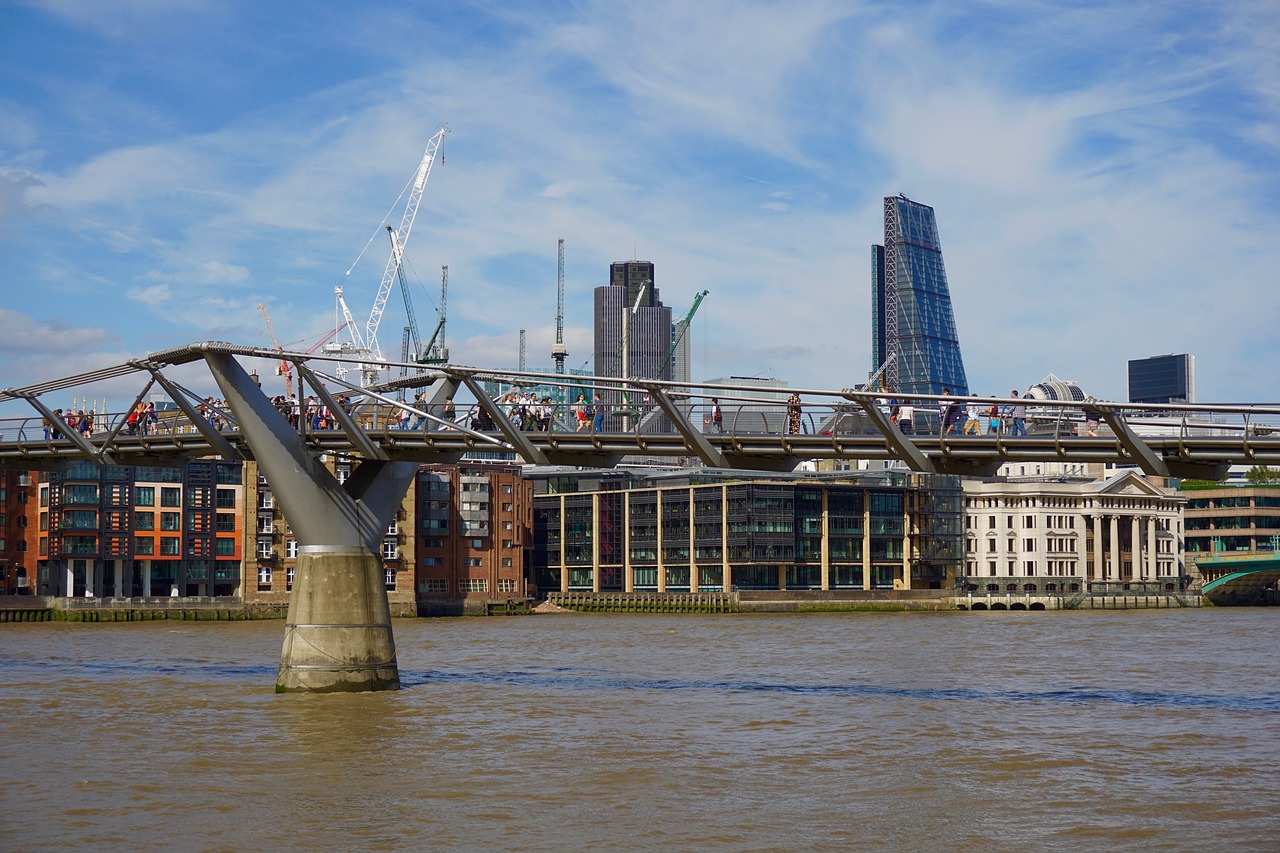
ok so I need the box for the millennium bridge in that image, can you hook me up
[4,341,1279,692]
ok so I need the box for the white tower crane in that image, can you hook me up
[360,126,447,369]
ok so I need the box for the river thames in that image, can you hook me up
[1,608,1277,851]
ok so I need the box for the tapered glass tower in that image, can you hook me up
[872,195,968,397]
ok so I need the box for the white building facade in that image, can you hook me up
[962,470,1187,591]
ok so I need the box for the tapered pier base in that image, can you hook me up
[276,549,400,693]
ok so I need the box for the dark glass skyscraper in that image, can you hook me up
[872,195,968,397]
[594,261,672,382]
[1128,353,1195,404]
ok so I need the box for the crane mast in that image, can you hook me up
[551,238,567,375]
[362,126,447,363]
[256,303,294,397]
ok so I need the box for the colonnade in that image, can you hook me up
[1086,512,1164,582]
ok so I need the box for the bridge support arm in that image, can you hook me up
[644,385,727,469]
[1097,409,1170,478]
[11,391,116,464]
[145,369,242,461]
[458,375,548,465]
[851,396,936,473]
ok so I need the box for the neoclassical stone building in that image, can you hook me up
[961,469,1187,591]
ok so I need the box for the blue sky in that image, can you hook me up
[2,0,1278,405]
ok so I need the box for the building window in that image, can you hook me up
[501,557,513,568]
[136,487,155,507]
[135,537,154,555]
[382,542,398,560]
[135,512,155,531]
[470,539,483,548]
[421,578,448,593]
[215,538,236,557]
[502,539,512,549]
[386,520,398,535]
[497,578,516,593]
[258,493,274,510]
[257,540,274,559]
[502,484,513,495]
[465,557,482,567]
[161,512,181,531]
[286,540,298,559]
[258,566,272,585]
[160,537,180,556]
[215,513,236,532]
[258,517,274,534]
[216,489,236,508]
[503,502,513,512]
[460,578,488,592]
[422,557,440,566]
[161,488,181,507]
[287,566,294,587]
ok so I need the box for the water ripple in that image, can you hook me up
[404,668,1280,713]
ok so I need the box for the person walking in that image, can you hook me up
[711,398,723,433]
[1007,391,1028,437]
[574,394,588,431]
[964,402,982,436]
[940,390,962,437]
[786,393,802,435]
[897,399,915,435]
[1083,402,1101,436]
[592,393,605,432]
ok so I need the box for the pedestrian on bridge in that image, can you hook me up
[786,393,802,435]
[1007,391,1028,437]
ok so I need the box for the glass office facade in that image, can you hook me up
[873,195,969,399]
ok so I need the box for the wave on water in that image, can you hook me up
[402,668,1280,713]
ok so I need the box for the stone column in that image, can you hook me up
[1109,514,1121,582]
[1092,514,1104,585]
[624,491,634,593]
[820,489,830,591]
[65,562,75,597]
[688,486,699,593]
[656,492,666,593]
[1152,512,1162,578]
[862,498,872,590]
[113,560,124,597]
[558,494,568,594]
[721,485,731,593]
[1136,512,1146,578]
[591,493,601,593]
[142,560,152,597]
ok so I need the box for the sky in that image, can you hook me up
[1,0,1278,409]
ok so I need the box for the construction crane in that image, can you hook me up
[866,351,897,392]
[334,126,445,387]
[388,227,423,366]
[551,239,567,375]
[662,289,709,379]
[257,304,294,396]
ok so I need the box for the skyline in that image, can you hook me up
[2,1,1279,405]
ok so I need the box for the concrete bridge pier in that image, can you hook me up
[201,346,417,693]
[279,547,400,693]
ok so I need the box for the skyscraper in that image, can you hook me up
[1128,353,1195,404]
[872,195,969,398]
[594,261,673,383]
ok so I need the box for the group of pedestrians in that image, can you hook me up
[881,388,1029,437]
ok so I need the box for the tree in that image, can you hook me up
[1246,465,1280,485]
